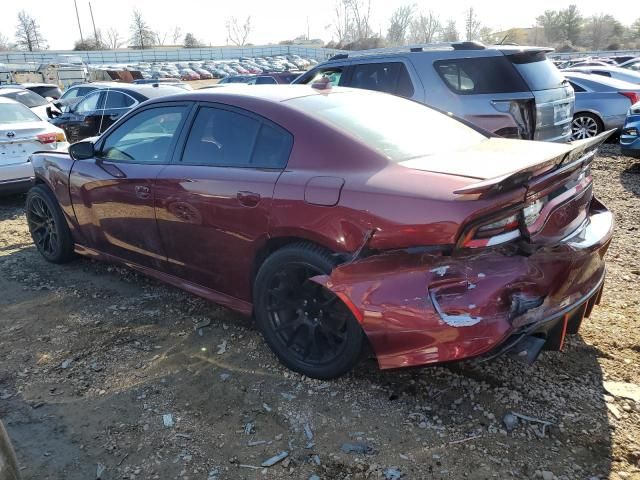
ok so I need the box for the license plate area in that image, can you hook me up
[554,103,571,125]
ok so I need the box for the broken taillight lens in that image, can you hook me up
[461,211,522,248]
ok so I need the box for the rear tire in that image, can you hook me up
[253,243,365,379]
[26,184,75,264]
[571,112,603,140]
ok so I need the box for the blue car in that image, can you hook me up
[620,101,640,157]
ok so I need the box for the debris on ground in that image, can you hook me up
[162,414,174,428]
[341,442,375,455]
[261,451,289,467]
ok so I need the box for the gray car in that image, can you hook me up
[563,65,640,85]
[564,72,640,140]
[294,42,575,142]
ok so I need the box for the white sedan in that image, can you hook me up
[0,97,68,195]
[0,87,57,121]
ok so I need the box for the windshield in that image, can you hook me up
[287,91,486,161]
[0,101,41,123]
[0,90,49,108]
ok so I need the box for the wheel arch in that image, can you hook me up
[251,235,349,288]
[573,110,605,124]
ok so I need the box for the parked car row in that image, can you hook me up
[94,55,319,81]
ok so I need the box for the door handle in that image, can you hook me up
[237,191,261,207]
[135,185,151,199]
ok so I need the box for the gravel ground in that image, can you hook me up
[0,145,639,480]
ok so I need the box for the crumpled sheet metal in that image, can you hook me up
[312,222,610,369]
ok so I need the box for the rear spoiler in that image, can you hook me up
[453,130,614,197]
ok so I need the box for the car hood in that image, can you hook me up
[399,137,587,180]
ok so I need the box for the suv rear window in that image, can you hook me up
[509,52,566,91]
[435,57,527,95]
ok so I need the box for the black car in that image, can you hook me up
[49,84,186,143]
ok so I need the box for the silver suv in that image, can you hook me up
[294,42,574,142]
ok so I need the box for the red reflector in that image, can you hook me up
[37,133,57,144]
[620,91,640,105]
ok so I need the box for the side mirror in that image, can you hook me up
[68,141,95,160]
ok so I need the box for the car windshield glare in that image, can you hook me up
[0,102,41,123]
[288,92,487,162]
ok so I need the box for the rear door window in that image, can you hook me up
[181,106,292,168]
[567,81,586,93]
[102,91,136,109]
[435,57,527,94]
[349,62,414,97]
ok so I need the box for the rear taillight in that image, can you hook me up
[461,211,522,248]
[37,133,57,144]
[620,91,640,105]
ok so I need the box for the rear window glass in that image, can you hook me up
[287,91,486,162]
[509,53,566,91]
[30,86,62,99]
[0,102,41,123]
[435,57,527,95]
[0,90,48,107]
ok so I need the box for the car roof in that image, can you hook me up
[564,72,640,90]
[69,82,186,98]
[0,88,28,95]
[157,84,347,104]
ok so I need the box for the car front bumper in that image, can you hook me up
[313,199,614,370]
[620,115,640,157]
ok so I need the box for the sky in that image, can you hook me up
[0,0,635,50]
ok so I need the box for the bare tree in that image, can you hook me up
[350,0,373,41]
[409,11,441,44]
[106,28,124,49]
[441,18,459,42]
[583,14,623,50]
[329,0,353,46]
[464,7,482,41]
[0,33,10,50]
[155,31,168,46]
[386,4,414,45]
[225,16,252,46]
[129,9,155,49]
[171,26,183,45]
[15,11,47,51]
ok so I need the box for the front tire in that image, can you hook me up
[26,184,75,264]
[253,243,365,379]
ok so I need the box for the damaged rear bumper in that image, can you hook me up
[314,200,614,370]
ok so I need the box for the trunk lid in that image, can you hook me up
[400,130,613,246]
[0,122,54,166]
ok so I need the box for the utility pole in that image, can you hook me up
[306,16,310,41]
[74,0,84,44]
[89,2,99,46]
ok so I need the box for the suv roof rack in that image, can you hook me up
[452,41,486,50]
[326,41,490,61]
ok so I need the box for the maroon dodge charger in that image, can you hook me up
[26,85,614,379]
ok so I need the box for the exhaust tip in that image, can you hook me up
[507,335,546,364]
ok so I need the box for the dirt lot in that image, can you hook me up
[0,145,639,480]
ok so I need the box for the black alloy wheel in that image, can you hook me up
[254,244,365,379]
[26,185,74,263]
